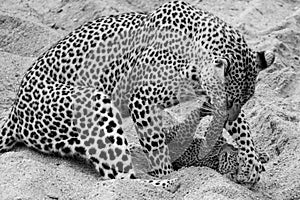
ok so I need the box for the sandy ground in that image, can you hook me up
[0,0,300,199]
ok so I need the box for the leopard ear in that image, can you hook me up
[256,50,275,72]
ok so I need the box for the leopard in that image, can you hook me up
[0,1,274,191]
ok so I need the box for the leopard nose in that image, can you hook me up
[227,100,233,110]
[228,103,241,122]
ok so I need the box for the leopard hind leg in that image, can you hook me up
[65,86,180,191]
[73,88,180,191]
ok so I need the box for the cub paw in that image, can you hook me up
[163,178,181,193]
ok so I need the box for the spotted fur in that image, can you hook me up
[0,1,274,190]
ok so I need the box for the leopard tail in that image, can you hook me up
[0,106,19,152]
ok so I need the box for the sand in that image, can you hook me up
[0,0,299,199]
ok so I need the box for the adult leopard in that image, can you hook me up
[0,1,274,191]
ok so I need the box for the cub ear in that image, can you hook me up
[256,50,275,72]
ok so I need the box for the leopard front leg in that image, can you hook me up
[129,95,173,178]
[225,110,265,184]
